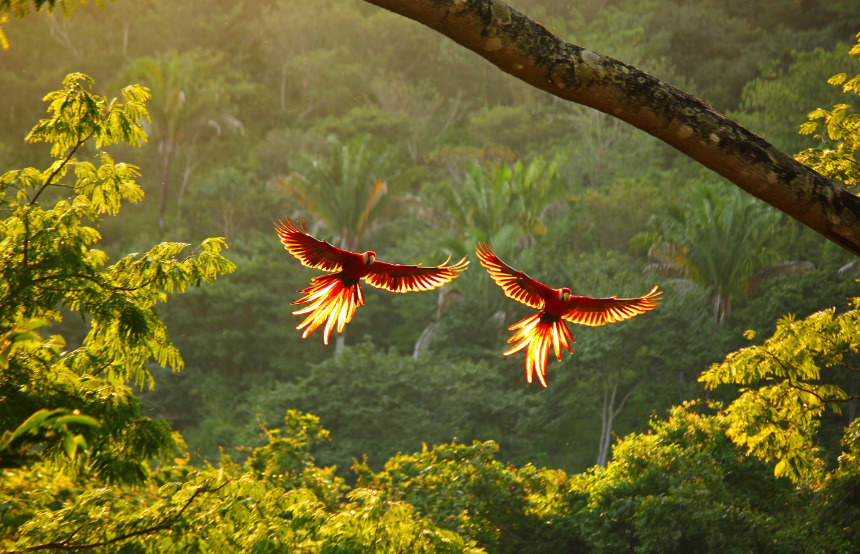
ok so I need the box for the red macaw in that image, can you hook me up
[476,243,661,386]
[276,218,468,344]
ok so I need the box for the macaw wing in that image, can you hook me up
[275,218,356,273]
[364,257,468,293]
[475,243,552,309]
[561,286,662,326]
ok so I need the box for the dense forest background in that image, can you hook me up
[3,0,860,551]
[2,0,858,473]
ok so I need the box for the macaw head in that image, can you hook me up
[558,288,571,303]
[362,251,377,265]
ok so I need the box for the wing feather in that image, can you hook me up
[275,218,356,273]
[561,286,662,326]
[364,257,468,293]
[475,243,552,309]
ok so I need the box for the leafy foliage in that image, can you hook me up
[815,418,860,550]
[4,413,480,553]
[796,33,860,193]
[428,156,564,248]
[251,344,533,474]
[356,440,585,553]
[272,134,396,252]
[647,184,787,324]
[0,73,234,483]
[575,403,814,553]
[701,299,860,481]
[2,1,860,552]
[0,0,94,49]
[737,41,860,154]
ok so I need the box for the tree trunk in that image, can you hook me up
[596,367,636,466]
[361,0,860,257]
[158,137,174,232]
[596,377,617,467]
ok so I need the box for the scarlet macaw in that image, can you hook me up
[476,242,661,386]
[276,218,468,344]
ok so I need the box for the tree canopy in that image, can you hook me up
[2,0,860,551]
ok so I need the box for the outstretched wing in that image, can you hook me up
[364,257,468,293]
[561,286,662,326]
[275,218,357,273]
[475,243,553,309]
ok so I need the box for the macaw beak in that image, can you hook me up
[560,288,571,303]
[363,251,376,265]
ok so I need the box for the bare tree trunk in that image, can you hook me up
[596,367,636,466]
[176,148,200,221]
[122,21,130,56]
[361,0,860,256]
[280,63,288,112]
[413,321,440,359]
[596,377,617,467]
[158,138,175,232]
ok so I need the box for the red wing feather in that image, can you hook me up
[475,243,552,310]
[561,286,662,326]
[503,314,575,387]
[275,218,358,273]
[364,257,468,293]
[292,274,363,344]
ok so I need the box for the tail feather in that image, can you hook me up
[292,274,363,344]
[503,313,574,387]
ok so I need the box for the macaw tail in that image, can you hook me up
[292,274,363,345]
[503,312,575,387]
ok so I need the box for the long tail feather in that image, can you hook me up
[503,313,574,387]
[292,274,363,344]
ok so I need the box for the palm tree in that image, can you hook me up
[433,156,565,248]
[411,157,566,357]
[118,49,250,230]
[269,135,401,351]
[647,184,812,324]
[270,134,397,252]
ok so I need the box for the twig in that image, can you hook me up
[20,481,228,552]
[29,130,95,207]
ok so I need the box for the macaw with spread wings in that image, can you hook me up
[476,243,661,386]
[276,218,468,344]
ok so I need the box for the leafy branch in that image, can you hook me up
[15,481,228,553]
[700,301,860,480]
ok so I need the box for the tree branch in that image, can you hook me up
[30,271,155,292]
[361,0,860,256]
[21,481,228,552]
[29,130,94,207]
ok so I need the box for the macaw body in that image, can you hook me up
[476,243,661,386]
[277,218,468,344]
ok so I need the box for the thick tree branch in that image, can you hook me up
[362,0,860,256]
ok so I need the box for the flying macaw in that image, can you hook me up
[476,243,661,386]
[276,218,468,344]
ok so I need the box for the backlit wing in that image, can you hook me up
[475,243,553,309]
[561,286,662,326]
[292,274,363,345]
[504,313,575,387]
[364,257,468,293]
[275,218,357,273]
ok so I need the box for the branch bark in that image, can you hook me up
[361,0,860,256]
